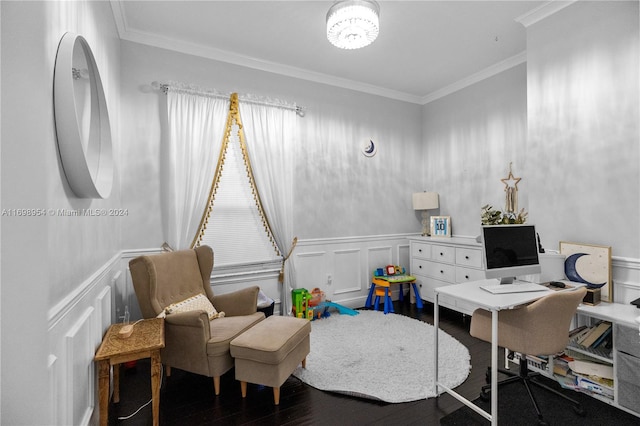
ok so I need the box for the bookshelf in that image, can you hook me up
[512,302,639,417]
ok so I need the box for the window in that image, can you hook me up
[197,123,281,268]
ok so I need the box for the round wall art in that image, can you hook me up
[362,139,377,157]
[54,32,113,199]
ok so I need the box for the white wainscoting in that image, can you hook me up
[46,252,121,426]
[612,256,640,304]
[294,234,414,308]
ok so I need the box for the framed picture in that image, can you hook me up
[559,241,612,302]
[430,216,451,238]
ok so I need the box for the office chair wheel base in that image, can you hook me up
[479,389,491,401]
[537,419,548,426]
[573,405,586,416]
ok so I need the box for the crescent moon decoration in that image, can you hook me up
[363,140,377,157]
[564,253,606,288]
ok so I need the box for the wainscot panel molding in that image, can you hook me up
[47,254,120,426]
[334,249,362,294]
[47,252,121,327]
[612,256,640,304]
[294,234,415,308]
[65,307,95,426]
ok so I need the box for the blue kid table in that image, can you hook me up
[365,274,424,314]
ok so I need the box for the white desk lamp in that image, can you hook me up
[412,192,439,236]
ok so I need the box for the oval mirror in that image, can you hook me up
[54,32,113,198]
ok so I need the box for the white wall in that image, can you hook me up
[526,0,639,259]
[1,1,121,423]
[118,41,425,251]
[421,1,639,263]
[421,64,528,238]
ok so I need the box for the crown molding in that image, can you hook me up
[515,0,578,28]
[420,51,527,105]
[109,0,527,106]
[109,1,422,104]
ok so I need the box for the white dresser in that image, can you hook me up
[409,236,484,315]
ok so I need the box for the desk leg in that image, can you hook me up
[433,292,439,396]
[151,350,162,426]
[98,360,110,426]
[491,309,498,426]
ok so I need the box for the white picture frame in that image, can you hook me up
[430,216,451,238]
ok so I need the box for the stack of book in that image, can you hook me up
[553,353,573,377]
[553,322,615,399]
[570,321,613,351]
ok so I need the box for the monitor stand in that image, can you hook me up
[499,276,516,285]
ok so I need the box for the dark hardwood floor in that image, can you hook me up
[109,300,498,425]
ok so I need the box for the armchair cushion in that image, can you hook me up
[207,312,266,357]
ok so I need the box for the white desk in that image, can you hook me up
[434,280,556,425]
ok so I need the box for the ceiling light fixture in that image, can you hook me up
[326,0,380,50]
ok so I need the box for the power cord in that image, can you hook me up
[117,363,164,421]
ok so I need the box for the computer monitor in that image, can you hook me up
[481,224,541,284]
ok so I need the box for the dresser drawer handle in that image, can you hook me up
[419,249,422,253]
[419,265,423,269]
[439,252,444,256]
[465,275,470,279]
[440,270,444,274]
[465,255,469,260]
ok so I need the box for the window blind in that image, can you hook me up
[198,126,281,267]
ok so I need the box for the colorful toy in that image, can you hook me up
[291,288,311,319]
[322,301,359,316]
[293,287,359,320]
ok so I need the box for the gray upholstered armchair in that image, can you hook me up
[129,245,265,395]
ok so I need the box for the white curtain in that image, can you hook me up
[165,90,228,249]
[239,100,297,316]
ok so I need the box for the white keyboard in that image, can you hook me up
[480,282,549,294]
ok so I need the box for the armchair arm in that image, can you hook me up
[164,310,211,330]
[212,286,259,317]
[162,310,212,375]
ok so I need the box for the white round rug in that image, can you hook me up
[292,310,471,403]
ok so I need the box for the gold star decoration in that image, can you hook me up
[501,162,521,191]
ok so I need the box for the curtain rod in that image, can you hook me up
[151,81,306,117]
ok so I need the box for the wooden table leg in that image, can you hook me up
[151,350,162,426]
[113,362,120,403]
[98,360,110,426]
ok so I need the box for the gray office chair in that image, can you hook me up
[470,287,587,425]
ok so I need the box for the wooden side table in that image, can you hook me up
[95,318,165,426]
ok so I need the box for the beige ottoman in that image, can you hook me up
[230,315,311,405]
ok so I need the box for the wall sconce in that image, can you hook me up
[412,192,439,236]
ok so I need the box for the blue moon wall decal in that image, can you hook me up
[363,140,376,157]
[564,253,606,288]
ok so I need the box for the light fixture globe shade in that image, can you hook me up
[326,0,380,50]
